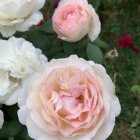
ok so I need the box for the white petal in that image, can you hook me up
[58,0,88,7]
[36,0,46,11]
[18,106,30,124]
[0,25,16,37]
[92,96,121,140]
[88,5,101,42]
[0,0,45,37]
[26,116,58,140]
[0,110,4,129]
[16,12,43,32]
[0,37,47,105]
[92,64,115,97]
[4,87,20,105]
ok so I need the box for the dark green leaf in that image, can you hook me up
[0,120,24,138]
[38,20,54,34]
[87,43,103,64]
[15,128,32,140]
[53,52,68,59]
[27,31,51,52]
[63,42,75,55]
[94,38,109,49]
[2,105,18,120]
[92,0,102,11]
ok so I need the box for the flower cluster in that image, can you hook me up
[0,0,121,140]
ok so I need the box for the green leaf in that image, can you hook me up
[15,128,32,140]
[2,105,18,120]
[47,46,62,56]
[38,20,54,34]
[130,85,140,94]
[27,31,51,52]
[94,38,109,49]
[0,120,24,138]
[87,43,103,64]
[53,52,68,59]
[76,50,86,58]
[52,38,62,48]
[92,0,102,11]
[75,39,88,50]
[63,42,75,55]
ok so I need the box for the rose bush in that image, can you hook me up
[52,0,101,42]
[18,55,121,140]
[0,37,47,105]
[0,0,45,37]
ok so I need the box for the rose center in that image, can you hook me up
[77,94,84,103]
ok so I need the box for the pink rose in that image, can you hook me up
[52,0,101,42]
[18,55,121,140]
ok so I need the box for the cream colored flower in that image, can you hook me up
[18,55,121,140]
[0,37,47,105]
[0,0,45,37]
[52,0,101,42]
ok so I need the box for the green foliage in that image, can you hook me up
[91,0,103,11]
[0,120,23,138]
[94,38,109,49]
[87,43,103,64]
[131,85,140,94]
[37,20,54,34]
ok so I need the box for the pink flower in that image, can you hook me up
[52,0,101,42]
[18,55,121,140]
[118,35,133,48]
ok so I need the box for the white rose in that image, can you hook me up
[18,55,121,140]
[0,36,47,105]
[0,110,4,129]
[0,0,45,37]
